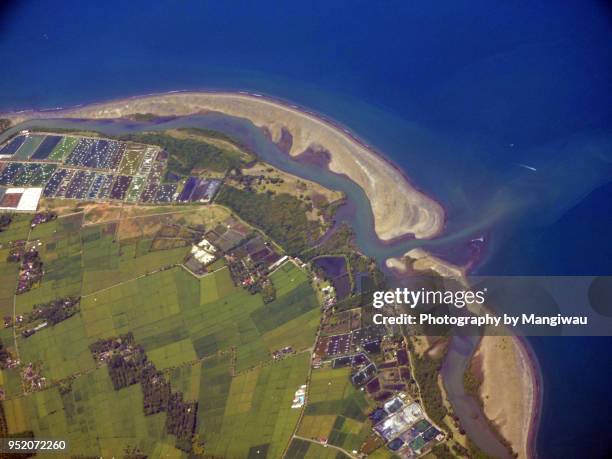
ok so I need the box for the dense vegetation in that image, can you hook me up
[463,361,483,398]
[301,224,356,260]
[118,132,247,176]
[409,339,450,429]
[180,127,251,152]
[216,184,322,255]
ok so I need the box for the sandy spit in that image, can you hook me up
[475,335,536,459]
[386,248,465,281]
[3,91,444,241]
[385,251,537,458]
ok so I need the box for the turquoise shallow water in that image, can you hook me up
[2,0,612,456]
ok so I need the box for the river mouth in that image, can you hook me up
[1,112,524,457]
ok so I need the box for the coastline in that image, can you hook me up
[1,90,444,242]
[474,334,540,459]
[386,250,539,458]
[1,89,538,457]
[519,335,542,459]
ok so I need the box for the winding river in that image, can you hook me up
[0,113,516,458]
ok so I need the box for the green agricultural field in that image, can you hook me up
[48,136,79,161]
[200,353,310,458]
[286,438,352,459]
[30,217,60,240]
[0,214,31,244]
[0,248,19,317]
[297,367,372,453]
[0,211,323,458]
[1,368,179,458]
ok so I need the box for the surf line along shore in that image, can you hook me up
[1,90,445,242]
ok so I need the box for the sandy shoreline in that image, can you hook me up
[475,334,539,459]
[2,90,537,456]
[386,251,538,457]
[1,90,444,241]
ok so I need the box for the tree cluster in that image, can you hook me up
[217,185,321,255]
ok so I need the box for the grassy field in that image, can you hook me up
[0,212,322,457]
[297,367,372,453]
[0,247,19,317]
[0,214,31,244]
[286,438,352,459]
[199,353,310,458]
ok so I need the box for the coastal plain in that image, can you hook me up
[0,93,535,458]
[3,92,444,242]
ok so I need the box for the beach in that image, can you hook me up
[3,90,536,456]
[386,250,537,457]
[474,335,538,459]
[2,91,444,242]
[387,247,466,280]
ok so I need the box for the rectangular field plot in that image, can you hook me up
[18,315,95,381]
[81,239,188,295]
[286,438,350,459]
[0,214,32,244]
[48,136,79,161]
[199,353,310,459]
[0,253,19,316]
[11,134,45,160]
[80,267,192,343]
[298,367,371,453]
[147,338,197,370]
[30,135,62,160]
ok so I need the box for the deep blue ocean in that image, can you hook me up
[1,1,611,457]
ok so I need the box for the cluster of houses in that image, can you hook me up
[9,244,44,295]
[311,306,445,457]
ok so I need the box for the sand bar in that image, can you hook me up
[385,250,537,457]
[2,91,444,241]
[474,334,537,459]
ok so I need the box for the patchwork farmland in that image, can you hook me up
[0,211,324,457]
[0,129,441,458]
